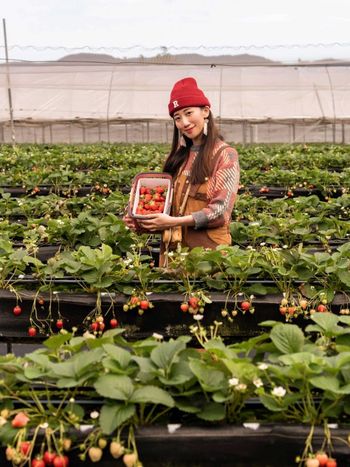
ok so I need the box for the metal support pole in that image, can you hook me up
[2,18,16,145]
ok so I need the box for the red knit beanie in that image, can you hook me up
[168,77,211,116]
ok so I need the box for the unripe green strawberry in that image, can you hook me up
[98,438,107,449]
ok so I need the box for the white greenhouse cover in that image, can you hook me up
[0,63,349,121]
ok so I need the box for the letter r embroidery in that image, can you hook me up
[173,100,179,108]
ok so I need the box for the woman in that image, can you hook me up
[124,77,240,254]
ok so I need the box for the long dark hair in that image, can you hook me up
[163,110,224,185]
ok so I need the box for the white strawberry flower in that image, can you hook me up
[152,333,163,340]
[271,386,286,397]
[253,378,263,388]
[236,383,247,392]
[258,363,268,370]
[193,314,203,321]
[228,377,239,387]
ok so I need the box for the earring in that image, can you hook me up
[203,118,209,136]
[179,131,186,147]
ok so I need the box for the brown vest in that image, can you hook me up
[172,144,232,249]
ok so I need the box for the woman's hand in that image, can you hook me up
[122,213,138,231]
[137,214,195,232]
[136,213,177,232]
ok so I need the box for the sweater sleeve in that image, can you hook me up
[191,147,240,229]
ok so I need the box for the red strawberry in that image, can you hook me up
[140,300,149,310]
[90,322,99,331]
[43,451,57,465]
[20,441,31,456]
[110,318,118,328]
[32,458,46,467]
[188,297,199,309]
[130,296,139,306]
[56,319,64,329]
[53,455,69,467]
[28,327,37,337]
[11,411,30,428]
[315,452,329,466]
[240,301,251,311]
[326,459,337,467]
[180,303,189,312]
[317,304,327,313]
[13,305,22,316]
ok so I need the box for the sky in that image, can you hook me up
[1,0,350,63]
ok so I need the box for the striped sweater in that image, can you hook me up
[181,141,240,229]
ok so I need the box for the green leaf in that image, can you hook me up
[94,375,134,400]
[130,386,174,407]
[337,270,350,287]
[73,348,104,377]
[246,283,268,295]
[270,323,305,354]
[0,422,19,445]
[43,332,72,350]
[175,398,201,414]
[99,403,135,434]
[102,344,131,369]
[309,375,340,392]
[150,339,187,371]
[189,359,226,391]
[23,366,47,380]
[196,402,225,421]
[259,394,285,412]
[132,356,156,373]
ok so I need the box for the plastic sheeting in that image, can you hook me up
[0,63,349,121]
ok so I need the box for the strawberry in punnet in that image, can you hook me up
[137,184,168,214]
[11,411,30,428]
[13,305,22,316]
